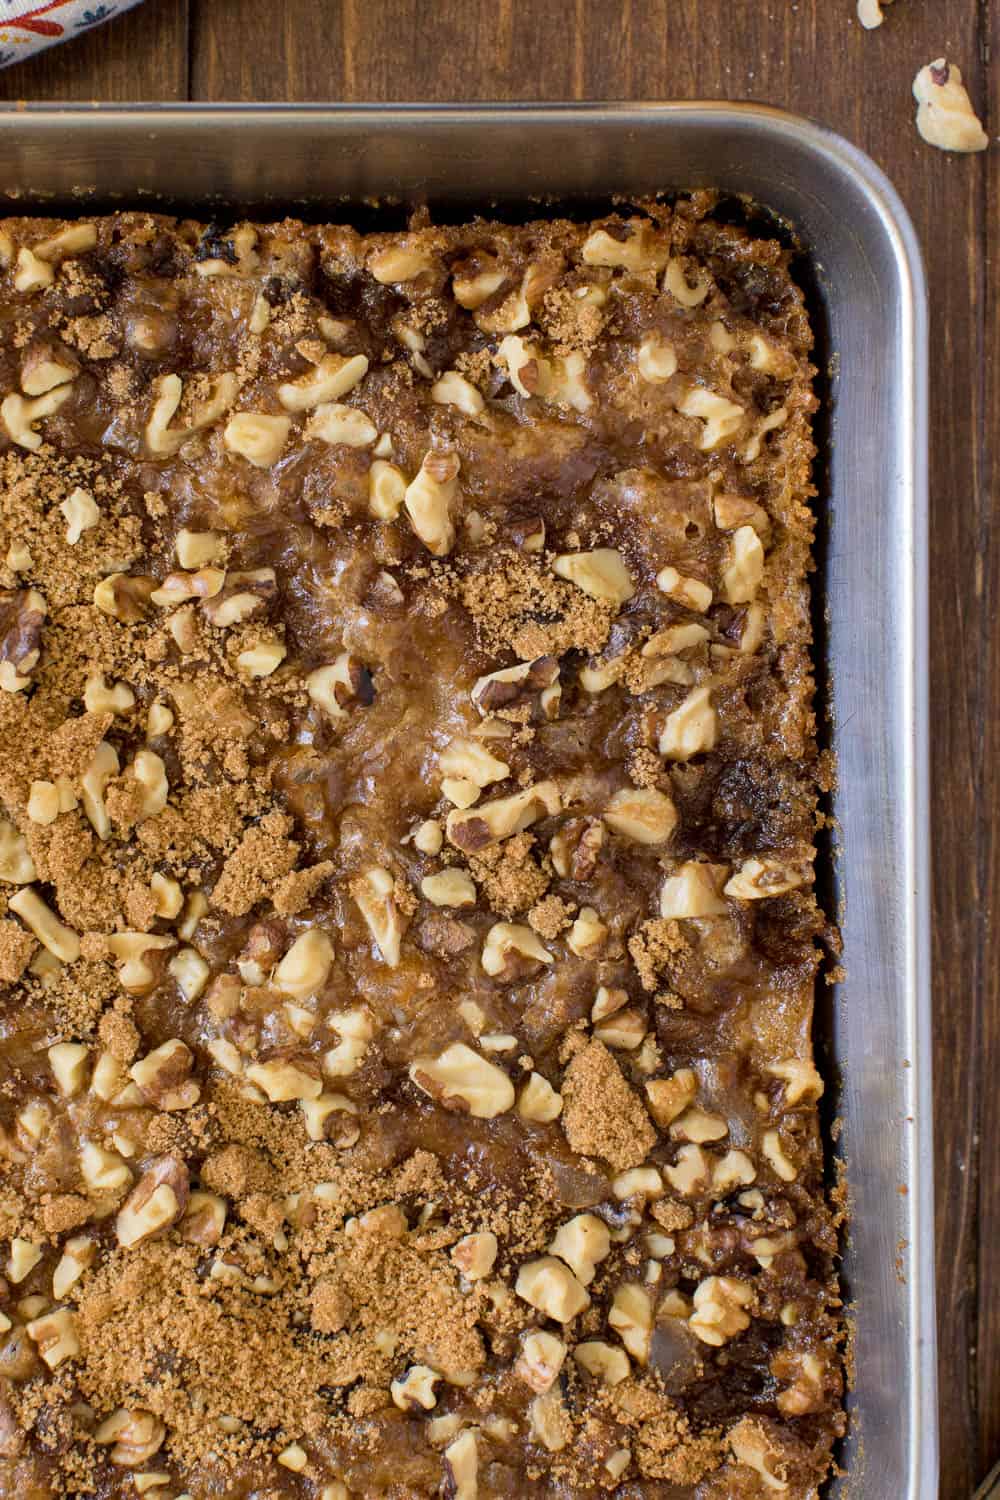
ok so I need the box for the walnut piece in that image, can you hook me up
[403,450,460,556]
[913,59,988,153]
[274,929,334,999]
[641,1068,695,1128]
[277,352,368,411]
[727,1417,791,1492]
[552,548,634,604]
[658,685,718,760]
[548,1214,611,1286]
[350,865,406,967]
[9,887,79,963]
[517,1070,563,1122]
[446,780,561,852]
[420,869,477,908]
[60,485,100,543]
[603,786,677,845]
[515,1329,566,1392]
[25,1308,80,1371]
[48,1042,90,1097]
[766,1057,824,1106]
[608,1283,653,1362]
[0,385,72,451]
[443,1428,478,1500]
[676,385,745,450]
[0,587,46,691]
[637,333,677,383]
[481,921,552,979]
[390,1364,440,1411]
[451,1231,498,1281]
[93,1409,167,1468]
[515,1256,590,1323]
[245,1052,323,1103]
[574,1339,630,1385]
[659,861,729,918]
[689,1275,754,1346]
[724,856,810,901]
[655,565,712,612]
[306,402,378,448]
[223,411,291,466]
[409,1042,514,1119]
[116,1155,189,1249]
[130,1039,201,1110]
[472,654,560,718]
[721,525,765,604]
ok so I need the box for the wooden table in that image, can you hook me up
[1,1,994,1491]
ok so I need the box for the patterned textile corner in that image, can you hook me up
[0,0,144,69]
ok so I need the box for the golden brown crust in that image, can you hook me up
[0,203,843,1498]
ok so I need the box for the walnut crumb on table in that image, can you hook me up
[0,202,843,1497]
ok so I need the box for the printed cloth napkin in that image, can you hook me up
[0,0,143,69]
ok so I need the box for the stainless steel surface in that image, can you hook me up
[0,103,934,1497]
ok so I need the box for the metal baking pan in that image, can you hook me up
[0,102,933,1497]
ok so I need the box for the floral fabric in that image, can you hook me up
[0,0,143,68]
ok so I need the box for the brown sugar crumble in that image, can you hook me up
[0,203,844,1497]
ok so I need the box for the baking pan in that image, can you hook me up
[0,103,933,1497]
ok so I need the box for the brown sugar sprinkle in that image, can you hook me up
[628,915,691,993]
[467,831,550,918]
[455,549,615,661]
[0,204,844,1497]
[561,1039,657,1172]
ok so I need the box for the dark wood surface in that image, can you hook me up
[0,1,994,1491]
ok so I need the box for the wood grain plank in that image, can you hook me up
[0,0,188,102]
[976,0,999,1476]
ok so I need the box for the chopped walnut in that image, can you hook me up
[659,861,729,918]
[515,1255,590,1323]
[391,1364,441,1411]
[548,1213,610,1286]
[451,1231,498,1281]
[93,1409,167,1468]
[481,920,552,979]
[517,1070,563,1123]
[913,59,988,153]
[767,1057,824,1106]
[403,450,460,556]
[446,780,561,852]
[603,786,677,845]
[472,654,560,719]
[727,1417,791,1492]
[0,587,46,691]
[689,1275,754,1346]
[130,1039,201,1110]
[274,929,334,999]
[658,685,718,760]
[351,865,407,967]
[60,485,100,543]
[552,548,634,604]
[277,352,368,411]
[1,385,72,451]
[608,1283,653,1363]
[9,887,80,963]
[443,1428,478,1500]
[724,855,811,901]
[409,1042,514,1118]
[224,411,291,466]
[116,1155,189,1249]
[515,1329,567,1392]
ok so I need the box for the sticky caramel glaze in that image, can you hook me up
[0,201,843,1497]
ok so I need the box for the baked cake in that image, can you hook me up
[0,200,845,1497]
